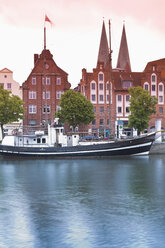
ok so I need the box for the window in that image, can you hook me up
[92,119,96,126]
[126,107,130,113]
[152,85,156,91]
[93,107,96,112]
[29,91,36,99]
[46,77,50,85]
[99,95,104,101]
[126,95,130,102]
[122,81,133,88]
[144,83,149,91]
[43,91,50,99]
[99,73,103,81]
[159,84,163,91]
[56,105,61,111]
[118,95,122,101]
[29,119,37,126]
[118,107,122,113]
[29,105,37,114]
[100,107,104,113]
[32,77,36,85]
[91,95,96,101]
[159,96,163,103]
[43,105,50,113]
[106,83,109,90]
[151,75,156,82]
[7,83,11,89]
[99,119,104,126]
[56,91,64,99]
[99,83,103,90]
[107,94,109,102]
[42,138,46,144]
[91,83,95,90]
[107,119,109,125]
[37,138,41,144]
[159,107,163,114]
[42,77,50,85]
[56,77,61,85]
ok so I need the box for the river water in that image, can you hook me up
[0,155,165,248]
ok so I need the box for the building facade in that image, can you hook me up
[0,68,22,98]
[22,49,71,127]
[78,21,165,138]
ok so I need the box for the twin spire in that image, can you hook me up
[97,21,131,72]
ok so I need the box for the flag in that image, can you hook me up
[45,15,54,26]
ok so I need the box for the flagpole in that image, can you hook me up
[44,26,46,50]
[44,17,48,126]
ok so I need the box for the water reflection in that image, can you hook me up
[0,156,165,247]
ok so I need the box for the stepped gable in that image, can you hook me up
[112,71,144,91]
[116,24,131,72]
[32,49,68,76]
[97,21,110,68]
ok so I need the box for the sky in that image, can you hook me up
[0,0,165,88]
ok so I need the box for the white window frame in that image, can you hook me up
[56,91,64,99]
[32,77,36,85]
[29,105,37,114]
[144,82,149,91]
[43,91,50,99]
[29,91,36,99]
[56,77,61,85]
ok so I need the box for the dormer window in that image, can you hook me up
[122,80,133,88]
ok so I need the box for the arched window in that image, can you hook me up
[90,81,97,103]
[98,72,104,82]
[158,82,164,104]
[144,82,149,91]
[151,73,157,96]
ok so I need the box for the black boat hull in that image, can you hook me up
[0,133,155,158]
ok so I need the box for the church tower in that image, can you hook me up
[97,21,110,68]
[116,23,131,72]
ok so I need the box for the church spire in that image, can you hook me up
[97,20,109,68]
[116,23,131,72]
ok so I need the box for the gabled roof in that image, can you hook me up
[116,24,131,72]
[97,21,110,68]
[112,71,144,91]
[144,58,165,72]
[0,68,13,73]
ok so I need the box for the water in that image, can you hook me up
[0,155,165,248]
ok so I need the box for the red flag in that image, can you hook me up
[45,15,53,25]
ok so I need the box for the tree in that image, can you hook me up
[128,86,157,133]
[55,89,95,130]
[0,86,24,137]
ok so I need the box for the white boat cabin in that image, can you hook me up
[2,119,80,147]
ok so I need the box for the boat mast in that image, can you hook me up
[108,19,112,137]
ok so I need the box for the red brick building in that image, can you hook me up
[78,21,165,137]
[22,48,71,127]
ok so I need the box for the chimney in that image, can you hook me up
[34,54,39,65]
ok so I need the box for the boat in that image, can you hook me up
[0,119,155,158]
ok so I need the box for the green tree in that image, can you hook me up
[55,89,95,130]
[0,86,24,137]
[128,86,157,133]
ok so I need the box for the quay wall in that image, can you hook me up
[150,142,165,154]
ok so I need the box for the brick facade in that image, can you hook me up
[22,49,71,127]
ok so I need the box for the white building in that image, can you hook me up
[0,68,22,141]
